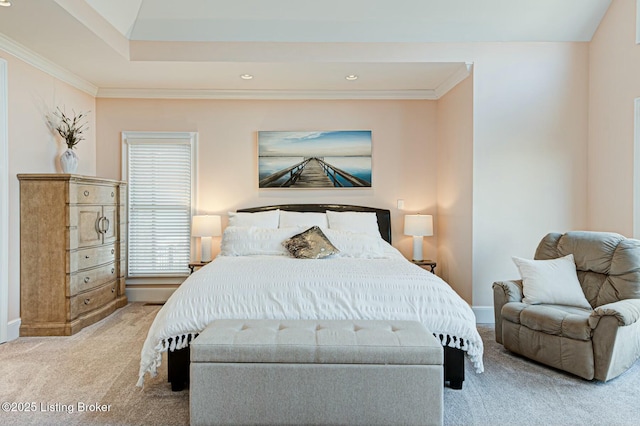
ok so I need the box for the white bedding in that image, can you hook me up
[137,246,484,386]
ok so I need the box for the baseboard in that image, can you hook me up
[125,286,179,304]
[472,306,494,324]
[7,317,20,341]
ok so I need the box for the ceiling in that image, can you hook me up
[0,0,612,98]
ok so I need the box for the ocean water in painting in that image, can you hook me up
[259,156,371,187]
[323,156,371,186]
[259,157,304,181]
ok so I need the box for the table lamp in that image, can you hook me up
[404,214,433,261]
[192,215,221,262]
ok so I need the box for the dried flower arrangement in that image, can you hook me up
[51,107,89,149]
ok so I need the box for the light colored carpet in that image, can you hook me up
[0,302,639,425]
[445,327,640,426]
[0,303,187,425]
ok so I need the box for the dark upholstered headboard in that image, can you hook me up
[237,204,392,244]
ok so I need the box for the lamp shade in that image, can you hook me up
[191,215,222,237]
[404,214,433,237]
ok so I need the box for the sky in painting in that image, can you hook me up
[258,131,372,157]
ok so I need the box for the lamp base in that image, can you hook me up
[412,235,424,261]
[201,236,212,262]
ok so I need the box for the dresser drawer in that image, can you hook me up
[75,183,117,205]
[70,262,118,295]
[70,281,117,320]
[76,244,116,270]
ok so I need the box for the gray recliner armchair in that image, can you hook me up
[493,231,640,381]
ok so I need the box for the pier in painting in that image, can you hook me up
[259,157,370,188]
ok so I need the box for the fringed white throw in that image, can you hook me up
[137,251,484,386]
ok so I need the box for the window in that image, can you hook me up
[122,132,197,278]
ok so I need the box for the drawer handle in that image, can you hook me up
[84,298,91,305]
[84,277,90,284]
[85,255,90,259]
[111,192,115,197]
[83,190,89,197]
[111,287,116,293]
[111,267,115,274]
[111,249,115,255]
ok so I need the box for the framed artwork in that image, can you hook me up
[258,131,372,189]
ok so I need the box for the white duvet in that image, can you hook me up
[137,249,484,386]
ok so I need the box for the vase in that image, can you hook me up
[60,148,78,174]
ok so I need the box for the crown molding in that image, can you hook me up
[97,88,441,100]
[0,33,98,96]
[0,33,469,101]
[434,62,473,98]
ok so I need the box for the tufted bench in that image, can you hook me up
[189,319,443,426]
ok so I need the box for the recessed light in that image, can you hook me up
[345,74,358,81]
[240,74,253,80]
[0,1,11,7]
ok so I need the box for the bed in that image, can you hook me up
[137,204,483,391]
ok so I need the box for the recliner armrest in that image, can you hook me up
[492,280,523,344]
[492,280,524,303]
[589,299,640,328]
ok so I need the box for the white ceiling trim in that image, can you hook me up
[96,88,443,100]
[0,33,98,96]
[434,63,473,98]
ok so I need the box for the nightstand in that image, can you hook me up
[411,260,436,274]
[188,261,210,274]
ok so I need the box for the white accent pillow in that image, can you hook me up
[512,254,591,309]
[220,226,299,256]
[324,229,387,258]
[325,210,380,237]
[227,210,280,228]
[279,211,328,229]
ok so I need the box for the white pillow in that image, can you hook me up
[324,229,387,258]
[220,226,299,256]
[325,210,380,237]
[227,210,280,228]
[279,211,328,229]
[512,254,591,309]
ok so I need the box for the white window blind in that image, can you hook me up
[126,138,193,277]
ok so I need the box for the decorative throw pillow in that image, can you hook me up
[512,254,591,309]
[325,210,380,237]
[227,210,280,228]
[282,226,339,259]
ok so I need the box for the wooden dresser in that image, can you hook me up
[18,174,127,336]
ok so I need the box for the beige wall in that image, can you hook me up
[588,0,640,236]
[470,43,590,308]
[1,48,96,324]
[436,72,474,303]
[96,99,438,259]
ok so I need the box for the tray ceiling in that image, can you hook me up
[0,0,611,98]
